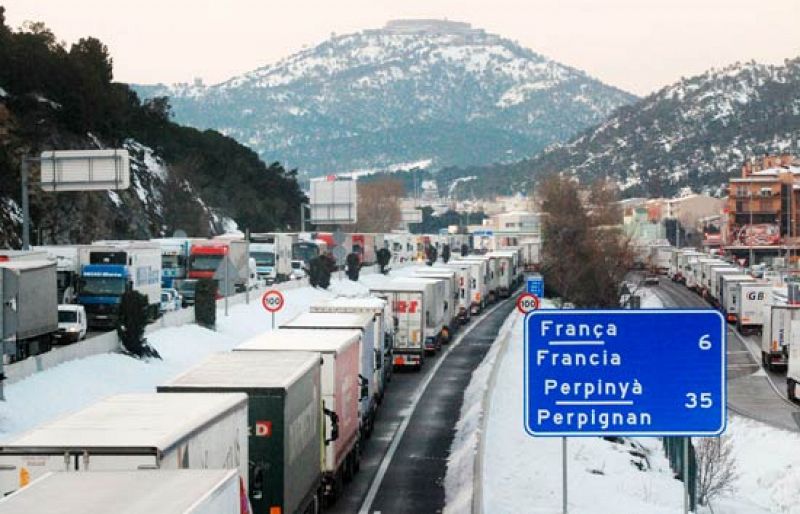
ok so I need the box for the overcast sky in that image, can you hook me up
[4,0,799,95]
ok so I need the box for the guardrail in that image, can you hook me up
[4,277,313,385]
[472,312,518,514]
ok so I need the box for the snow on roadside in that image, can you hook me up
[443,302,522,513]
[480,307,686,513]
[0,277,369,440]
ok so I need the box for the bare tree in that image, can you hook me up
[352,177,403,233]
[538,174,633,307]
[696,436,738,508]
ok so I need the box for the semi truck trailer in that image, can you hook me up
[0,393,249,497]
[159,351,322,514]
[0,260,58,361]
[234,329,361,503]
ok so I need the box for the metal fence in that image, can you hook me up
[663,436,697,511]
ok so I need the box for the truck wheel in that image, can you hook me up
[788,380,797,402]
[762,352,768,367]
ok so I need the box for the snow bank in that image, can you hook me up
[443,299,549,513]
[711,415,800,513]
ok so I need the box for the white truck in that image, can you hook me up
[412,268,459,341]
[370,281,435,369]
[450,259,487,314]
[280,311,378,438]
[737,281,772,334]
[764,305,800,371]
[463,255,498,303]
[719,274,756,324]
[249,232,296,284]
[701,263,735,299]
[394,277,445,353]
[690,258,718,293]
[234,329,362,502]
[651,245,673,274]
[0,393,249,497]
[709,267,742,306]
[0,469,244,514]
[311,296,395,401]
[33,245,82,303]
[78,242,162,329]
[487,251,516,297]
[439,262,473,324]
[786,319,800,401]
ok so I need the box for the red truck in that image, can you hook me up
[188,240,249,294]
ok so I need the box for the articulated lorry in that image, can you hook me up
[0,470,244,514]
[0,260,58,362]
[393,277,445,352]
[370,281,434,370]
[249,232,296,284]
[763,304,800,371]
[159,351,322,514]
[0,393,249,497]
[33,246,82,303]
[281,312,377,439]
[151,238,195,289]
[78,242,161,329]
[0,469,246,514]
[234,329,361,503]
[188,239,249,295]
[413,268,459,339]
[439,262,473,323]
[311,296,396,401]
[449,259,487,314]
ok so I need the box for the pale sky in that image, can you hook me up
[4,0,799,95]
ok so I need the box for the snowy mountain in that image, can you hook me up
[134,19,635,175]
[443,58,800,198]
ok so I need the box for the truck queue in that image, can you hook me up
[0,234,531,513]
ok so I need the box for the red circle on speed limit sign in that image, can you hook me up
[261,290,285,313]
[516,292,540,314]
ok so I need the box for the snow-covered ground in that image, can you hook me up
[0,277,373,440]
[446,292,800,513]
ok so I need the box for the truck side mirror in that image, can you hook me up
[359,374,369,400]
[323,407,339,445]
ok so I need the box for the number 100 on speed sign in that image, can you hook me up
[524,310,726,437]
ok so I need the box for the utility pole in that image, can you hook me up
[749,190,754,267]
[20,159,30,250]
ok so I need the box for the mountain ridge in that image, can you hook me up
[134,19,637,175]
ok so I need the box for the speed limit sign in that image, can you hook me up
[261,290,285,313]
[517,292,540,314]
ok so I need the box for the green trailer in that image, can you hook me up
[158,351,322,514]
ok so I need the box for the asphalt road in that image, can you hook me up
[651,276,800,432]
[328,295,517,514]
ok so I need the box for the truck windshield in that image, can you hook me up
[162,254,185,269]
[190,254,222,272]
[292,243,319,265]
[81,276,127,296]
[251,252,276,267]
[58,310,77,322]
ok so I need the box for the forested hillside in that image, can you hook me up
[0,6,305,246]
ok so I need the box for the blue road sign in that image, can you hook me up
[527,275,544,297]
[524,309,726,437]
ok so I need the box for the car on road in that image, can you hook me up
[55,304,87,343]
[160,288,182,313]
[176,279,198,307]
[643,273,660,286]
[290,260,307,280]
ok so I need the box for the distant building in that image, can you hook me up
[724,154,800,264]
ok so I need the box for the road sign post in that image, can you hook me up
[525,309,725,514]
[261,290,285,329]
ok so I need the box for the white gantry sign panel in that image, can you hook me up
[39,149,130,191]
